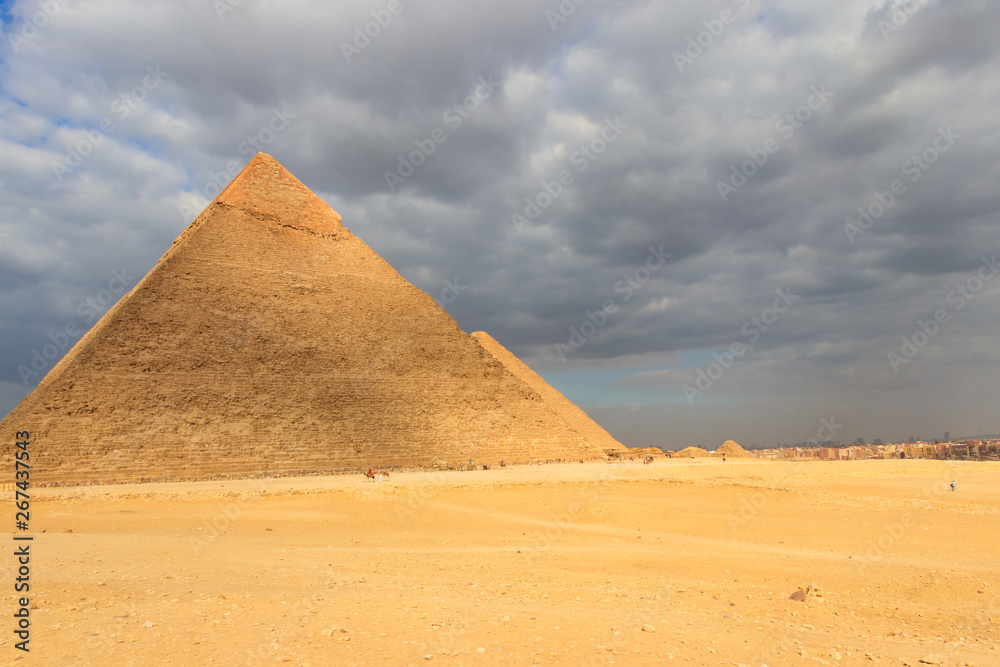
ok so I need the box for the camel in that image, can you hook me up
[364,469,390,482]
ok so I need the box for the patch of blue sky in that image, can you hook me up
[0,0,15,26]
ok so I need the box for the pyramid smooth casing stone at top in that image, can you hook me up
[0,153,624,486]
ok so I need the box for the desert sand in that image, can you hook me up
[4,458,999,666]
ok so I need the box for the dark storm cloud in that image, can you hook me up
[1,0,999,447]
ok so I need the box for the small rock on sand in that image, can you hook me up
[790,584,824,603]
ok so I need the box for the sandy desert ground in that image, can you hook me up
[3,458,999,666]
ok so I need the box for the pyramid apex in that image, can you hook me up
[215,153,343,235]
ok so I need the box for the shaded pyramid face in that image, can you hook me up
[0,154,612,486]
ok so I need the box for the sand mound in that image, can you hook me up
[715,440,753,458]
[673,447,711,458]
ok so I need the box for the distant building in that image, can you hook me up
[945,431,950,441]
[873,438,883,445]
[856,438,866,446]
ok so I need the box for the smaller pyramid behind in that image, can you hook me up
[471,332,625,456]
[715,439,753,458]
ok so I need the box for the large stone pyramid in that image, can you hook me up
[0,154,620,486]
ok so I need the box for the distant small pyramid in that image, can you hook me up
[0,154,613,486]
[715,440,752,458]
[471,332,625,455]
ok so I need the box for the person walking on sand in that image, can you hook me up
[951,480,956,491]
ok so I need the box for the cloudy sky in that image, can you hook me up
[1,0,998,450]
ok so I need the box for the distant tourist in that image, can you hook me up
[951,480,956,491]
